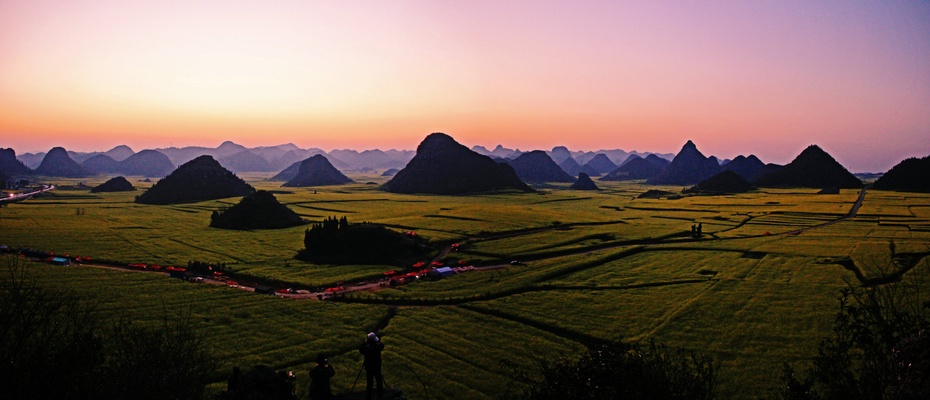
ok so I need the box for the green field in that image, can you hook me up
[2,176,929,399]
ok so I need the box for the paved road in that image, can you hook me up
[0,185,55,205]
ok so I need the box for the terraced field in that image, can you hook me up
[2,177,928,399]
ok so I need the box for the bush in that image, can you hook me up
[0,257,219,400]
[772,281,930,400]
[509,339,717,400]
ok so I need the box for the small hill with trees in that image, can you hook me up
[872,155,930,193]
[210,190,306,230]
[135,155,254,205]
[34,147,91,178]
[296,216,428,264]
[683,170,755,195]
[90,176,136,193]
[382,132,533,194]
[282,155,353,187]
[571,172,599,190]
[504,150,575,183]
[754,145,861,189]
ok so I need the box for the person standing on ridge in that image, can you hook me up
[308,353,335,400]
[359,332,385,400]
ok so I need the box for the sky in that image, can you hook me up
[1,1,928,172]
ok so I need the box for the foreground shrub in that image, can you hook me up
[0,257,219,400]
[510,339,717,400]
[773,281,930,400]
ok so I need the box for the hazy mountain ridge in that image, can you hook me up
[3,139,903,191]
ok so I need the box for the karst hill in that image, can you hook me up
[135,155,254,205]
[571,172,600,190]
[0,148,32,177]
[683,170,756,195]
[210,190,306,230]
[601,154,670,181]
[91,176,136,193]
[282,155,353,187]
[754,145,861,189]
[504,150,575,183]
[647,140,721,185]
[721,155,769,182]
[382,132,533,194]
[34,147,91,178]
[872,155,930,193]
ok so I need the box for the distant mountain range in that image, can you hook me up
[8,135,928,195]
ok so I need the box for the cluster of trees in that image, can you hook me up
[299,216,426,264]
[0,258,219,400]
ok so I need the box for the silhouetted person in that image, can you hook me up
[309,353,335,400]
[359,332,385,400]
[698,223,703,238]
[228,366,240,392]
[277,370,296,400]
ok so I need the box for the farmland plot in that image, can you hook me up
[3,178,929,399]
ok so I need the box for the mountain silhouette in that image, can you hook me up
[135,155,254,205]
[571,172,599,190]
[722,155,768,181]
[210,190,306,230]
[0,148,32,177]
[382,133,533,194]
[872,155,930,192]
[580,164,601,177]
[647,141,721,185]
[120,150,174,177]
[82,154,121,174]
[504,150,575,183]
[601,154,670,181]
[35,147,91,178]
[90,176,136,193]
[268,161,301,182]
[104,145,135,162]
[683,170,755,195]
[558,157,583,177]
[583,154,618,175]
[282,155,353,187]
[220,150,273,173]
[549,146,573,164]
[754,145,861,189]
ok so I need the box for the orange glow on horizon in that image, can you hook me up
[1,1,928,172]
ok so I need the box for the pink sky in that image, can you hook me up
[1,1,928,172]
